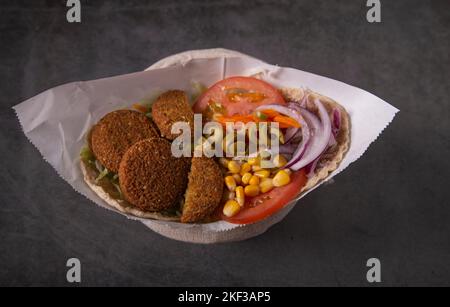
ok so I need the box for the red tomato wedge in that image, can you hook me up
[193,76,286,116]
[223,169,308,224]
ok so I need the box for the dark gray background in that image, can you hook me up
[1,0,449,286]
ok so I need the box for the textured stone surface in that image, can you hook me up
[0,0,449,286]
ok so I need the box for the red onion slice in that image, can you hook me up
[255,104,306,128]
[328,133,337,147]
[306,156,320,177]
[332,108,341,137]
[282,109,316,169]
[284,127,299,144]
[287,102,302,112]
[279,143,298,154]
[288,98,332,171]
[284,102,303,144]
[256,104,311,164]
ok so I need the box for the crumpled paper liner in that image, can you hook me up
[13,48,399,243]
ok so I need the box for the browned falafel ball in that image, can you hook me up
[119,138,189,212]
[181,157,224,223]
[90,110,159,172]
[151,90,194,140]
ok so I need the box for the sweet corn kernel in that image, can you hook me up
[254,170,270,178]
[259,178,274,193]
[249,175,260,186]
[241,172,252,185]
[228,160,241,174]
[247,157,260,166]
[224,175,237,191]
[219,157,230,168]
[235,186,245,207]
[252,165,262,172]
[244,184,260,197]
[272,170,291,187]
[239,163,252,176]
[232,173,242,185]
[273,154,288,168]
[223,200,241,217]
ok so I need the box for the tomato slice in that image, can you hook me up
[223,169,308,224]
[196,76,298,224]
[193,76,286,117]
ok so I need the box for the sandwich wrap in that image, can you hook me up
[79,87,351,222]
[13,48,398,243]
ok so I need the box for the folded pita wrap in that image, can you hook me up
[13,48,398,243]
[80,86,350,223]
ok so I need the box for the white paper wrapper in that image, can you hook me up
[13,48,398,243]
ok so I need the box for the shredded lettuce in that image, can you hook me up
[80,146,95,163]
[95,167,110,183]
[135,91,162,111]
[191,81,207,102]
[94,160,104,173]
[111,182,122,198]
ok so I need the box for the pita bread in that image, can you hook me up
[81,88,350,222]
[80,159,181,221]
[280,88,350,192]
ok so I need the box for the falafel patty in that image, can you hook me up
[90,110,159,172]
[119,138,189,212]
[151,90,194,140]
[181,157,224,223]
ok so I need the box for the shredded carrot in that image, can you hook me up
[276,123,292,129]
[260,109,280,118]
[272,115,301,128]
[132,103,148,113]
[215,111,300,129]
[252,113,263,122]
